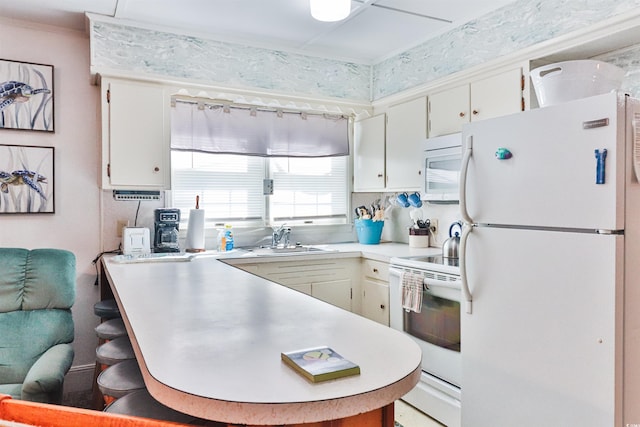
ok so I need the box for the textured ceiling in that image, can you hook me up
[0,0,518,64]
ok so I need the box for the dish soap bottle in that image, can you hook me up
[217,228,226,252]
[223,224,234,251]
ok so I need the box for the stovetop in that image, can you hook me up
[407,255,459,267]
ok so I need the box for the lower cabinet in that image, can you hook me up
[229,258,359,312]
[361,259,390,326]
[228,255,391,325]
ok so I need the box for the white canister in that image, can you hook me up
[409,228,430,248]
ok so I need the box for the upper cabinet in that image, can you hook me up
[353,97,426,192]
[100,77,171,190]
[353,114,386,191]
[428,67,525,137]
[385,97,426,191]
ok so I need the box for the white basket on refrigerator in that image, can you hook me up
[531,60,625,107]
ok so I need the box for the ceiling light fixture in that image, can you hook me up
[310,0,351,22]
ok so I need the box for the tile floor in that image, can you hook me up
[395,399,444,427]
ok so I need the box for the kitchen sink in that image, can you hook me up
[243,245,334,256]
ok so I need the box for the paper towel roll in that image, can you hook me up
[185,209,205,252]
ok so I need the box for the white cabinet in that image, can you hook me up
[353,97,426,192]
[385,97,426,191]
[228,258,359,312]
[361,259,390,326]
[311,279,352,311]
[428,67,524,137]
[101,77,171,189]
[353,114,385,191]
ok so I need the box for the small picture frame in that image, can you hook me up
[0,144,54,214]
[0,59,54,132]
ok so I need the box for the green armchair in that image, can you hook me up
[0,248,76,404]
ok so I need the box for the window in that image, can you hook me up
[171,152,349,226]
[170,99,350,227]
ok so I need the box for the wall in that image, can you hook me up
[0,20,101,390]
[88,2,640,102]
[373,0,640,98]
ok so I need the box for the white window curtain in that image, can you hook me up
[171,100,349,157]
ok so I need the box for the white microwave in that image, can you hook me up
[421,133,462,203]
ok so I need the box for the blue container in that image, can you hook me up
[355,219,384,245]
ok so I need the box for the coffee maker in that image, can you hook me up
[154,208,181,253]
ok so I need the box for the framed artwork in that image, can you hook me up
[0,144,54,214]
[0,59,54,132]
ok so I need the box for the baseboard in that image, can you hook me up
[63,364,94,394]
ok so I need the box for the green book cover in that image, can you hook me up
[281,346,360,383]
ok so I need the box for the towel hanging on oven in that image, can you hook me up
[401,271,423,313]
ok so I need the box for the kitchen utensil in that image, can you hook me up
[442,221,462,258]
[355,205,370,219]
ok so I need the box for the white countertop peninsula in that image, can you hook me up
[101,243,424,426]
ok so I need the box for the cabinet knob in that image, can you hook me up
[373,268,378,273]
[377,173,383,178]
[472,109,479,115]
[153,166,160,172]
[459,112,466,118]
[380,304,385,309]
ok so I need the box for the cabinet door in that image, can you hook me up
[353,114,386,192]
[385,97,426,190]
[362,279,389,326]
[104,79,169,189]
[471,67,523,122]
[312,279,351,311]
[428,85,469,137]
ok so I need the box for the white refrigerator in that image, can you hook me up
[459,91,640,426]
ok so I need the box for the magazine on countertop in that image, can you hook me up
[281,346,360,383]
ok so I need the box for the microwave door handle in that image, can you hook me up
[459,134,473,225]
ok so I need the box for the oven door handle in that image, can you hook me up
[423,277,461,290]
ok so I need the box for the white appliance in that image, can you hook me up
[389,255,462,427]
[421,133,462,203]
[122,227,151,256]
[459,91,640,426]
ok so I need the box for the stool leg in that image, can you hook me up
[91,360,106,410]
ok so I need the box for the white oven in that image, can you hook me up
[389,255,461,427]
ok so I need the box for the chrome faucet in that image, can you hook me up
[272,225,291,247]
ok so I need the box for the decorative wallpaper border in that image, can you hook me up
[89,0,640,102]
[90,22,372,102]
[372,0,640,99]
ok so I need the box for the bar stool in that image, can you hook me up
[104,389,207,425]
[93,336,136,409]
[93,299,120,319]
[95,317,127,341]
[96,336,135,366]
[97,359,146,403]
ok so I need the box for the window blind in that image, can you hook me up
[171,100,349,157]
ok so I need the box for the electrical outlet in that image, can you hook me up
[116,220,129,237]
[429,219,439,245]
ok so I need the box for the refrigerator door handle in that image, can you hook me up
[460,222,473,314]
[459,134,473,225]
